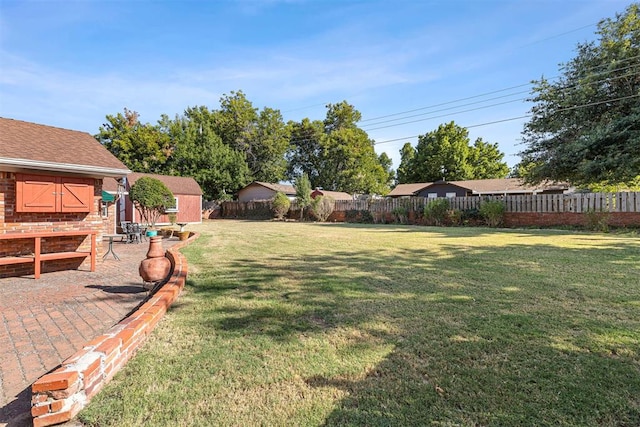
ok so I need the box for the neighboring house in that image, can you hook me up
[311,189,354,201]
[119,172,203,226]
[388,178,570,198]
[238,181,296,202]
[0,117,130,277]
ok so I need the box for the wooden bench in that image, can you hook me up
[0,231,97,279]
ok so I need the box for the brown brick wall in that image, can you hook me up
[1,172,112,278]
[504,212,640,228]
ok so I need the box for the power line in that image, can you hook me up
[359,58,640,127]
[371,93,640,146]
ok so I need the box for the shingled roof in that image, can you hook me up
[0,117,129,177]
[253,181,297,195]
[127,173,203,196]
[389,178,569,197]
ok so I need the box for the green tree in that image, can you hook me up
[398,122,509,183]
[272,191,291,220]
[96,108,171,173]
[287,102,391,194]
[520,4,640,186]
[468,138,509,179]
[396,142,417,184]
[247,107,290,182]
[286,118,325,187]
[295,173,312,220]
[129,177,175,228]
[162,108,250,200]
[213,91,289,183]
[378,152,396,188]
[412,121,473,182]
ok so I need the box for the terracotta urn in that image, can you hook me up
[139,236,171,284]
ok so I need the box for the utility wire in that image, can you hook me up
[371,93,640,146]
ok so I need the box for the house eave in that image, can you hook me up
[0,157,131,178]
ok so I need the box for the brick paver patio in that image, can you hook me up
[0,237,179,426]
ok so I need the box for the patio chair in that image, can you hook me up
[128,223,143,244]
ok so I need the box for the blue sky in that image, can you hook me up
[0,0,632,171]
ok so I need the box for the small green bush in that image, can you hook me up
[424,198,450,226]
[391,206,408,224]
[272,192,291,220]
[479,199,506,227]
[310,196,335,222]
[447,209,462,226]
[345,209,373,223]
[584,209,610,232]
[129,177,175,228]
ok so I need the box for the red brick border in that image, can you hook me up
[29,233,198,427]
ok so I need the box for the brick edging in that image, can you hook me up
[30,232,199,427]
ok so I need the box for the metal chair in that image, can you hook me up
[129,223,142,244]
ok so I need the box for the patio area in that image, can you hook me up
[0,236,179,426]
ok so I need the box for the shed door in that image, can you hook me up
[60,178,94,212]
[16,174,94,213]
[16,174,58,212]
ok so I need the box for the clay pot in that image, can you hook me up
[139,236,171,283]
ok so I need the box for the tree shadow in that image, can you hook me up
[185,231,640,424]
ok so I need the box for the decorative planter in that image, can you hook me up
[146,229,158,237]
[139,236,171,284]
[177,231,190,241]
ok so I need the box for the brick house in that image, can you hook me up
[0,117,130,278]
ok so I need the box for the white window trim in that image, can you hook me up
[165,197,179,213]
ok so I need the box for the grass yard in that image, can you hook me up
[80,220,640,426]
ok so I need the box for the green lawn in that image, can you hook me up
[80,221,640,426]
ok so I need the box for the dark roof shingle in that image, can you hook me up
[0,117,128,173]
[127,173,203,195]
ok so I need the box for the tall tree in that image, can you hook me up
[213,91,289,182]
[468,138,509,179]
[520,4,640,186]
[286,118,325,186]
[396,122,509,183]
[396,142,417,184]
[162,108,250,200]
[412,121,473,182]
[378,152,396,188]
[287,102,391,194]
[295,173,312,220]
[96,108,170,173]
[247,107,290,182]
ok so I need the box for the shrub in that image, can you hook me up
[129,177,175,229]
[584,209,610,232]
[345,209,373,223]
[310,196,335,222]
[461,208,482,224]
[479,199,506,227]
[272,192,291,220]
[447,209,463,226]
[391,206,408,224]
[424,198,450,226]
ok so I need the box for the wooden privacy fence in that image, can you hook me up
[337,192,640,213]
[221,192,640,217]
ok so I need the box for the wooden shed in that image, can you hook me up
[118,173,203,226]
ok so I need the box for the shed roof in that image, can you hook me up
[127,172,203,196]
[312,189,354,201]
[389,178,569,196]
[0,117,129,177]
[249,181,297,195]
[387,182,433,197]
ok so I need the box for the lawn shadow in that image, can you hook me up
[186,227,640,424]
